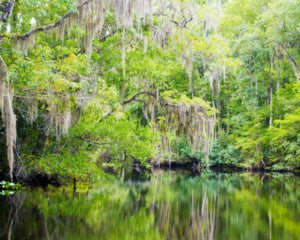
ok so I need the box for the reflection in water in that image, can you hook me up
[0,170,299,240]
[2,193,26,240]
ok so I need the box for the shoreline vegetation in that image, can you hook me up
[1,161,299,189]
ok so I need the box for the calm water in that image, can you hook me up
[0,169,299,240]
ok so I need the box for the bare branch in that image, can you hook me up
[152,12,193,28]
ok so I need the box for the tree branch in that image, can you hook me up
[0,0,93,41]
[152,12,193,28]
[75,136,112,146]
[98,107,116,122]
[122,91,157,105]
[122,91,182,109]
[278,43,299,82]
[0,0,15,23]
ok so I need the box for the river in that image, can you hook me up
[0,168,299,240]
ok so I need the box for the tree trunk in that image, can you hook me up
[269,54,274,126]
[280,45,299,82]
[217,85,221,138]
[226,97,230,134]
[122,27,126,80]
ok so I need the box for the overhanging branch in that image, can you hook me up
[122,91,184,109]
[0,0,93,41]
[122,91,157,105]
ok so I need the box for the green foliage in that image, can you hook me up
[215,0,300,169]
[209,135,242,166]
[265,82,300,169]
[0,180,23,195]
[73,114,158,164]
[0,180,22,189]
[171,136,204,161]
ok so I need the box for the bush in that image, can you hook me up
[171,136,204,161]
[209,136,242,167]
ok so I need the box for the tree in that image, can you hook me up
[0,0,218,178]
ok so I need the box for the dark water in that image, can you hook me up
[0,169,299,240]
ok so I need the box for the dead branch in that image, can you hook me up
[152,12,193,28]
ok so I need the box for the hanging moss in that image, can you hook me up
[139,93,215,164]
[0,56,17,181]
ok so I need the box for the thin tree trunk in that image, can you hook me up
[269,208,272,240]
[217,89,221,138]
[269,82,273,126]
[203,19,207,37]
[276,49,281,119]
[254,74,258,120]
[122,27,126,80]
[269,54,274,126]
[226,97,230,134]
[218,0,222,20]
[276,47,281,94]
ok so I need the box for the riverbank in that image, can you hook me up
[1,160,299,188]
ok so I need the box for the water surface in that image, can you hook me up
[0,169,299,240]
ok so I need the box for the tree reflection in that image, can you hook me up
[0,171,299,240]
